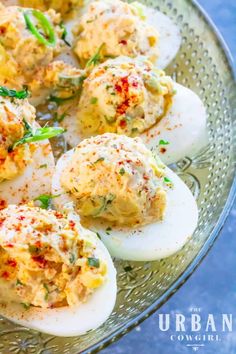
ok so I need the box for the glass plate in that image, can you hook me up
[0,0,236,353]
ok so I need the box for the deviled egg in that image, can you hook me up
[0,88,63,207]
[72,0,181,69]
[60,56,207,164]
[52,133,198,261]
[0,204,116,336]
[0,4,65,104]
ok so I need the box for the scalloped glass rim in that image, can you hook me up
[82,1,236,353]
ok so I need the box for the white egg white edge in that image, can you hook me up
[0,138,55,205]
[0,235,117,337]
[142,82,208,165]
[60,82,208,165]
[143,6,181,69]
[52,150,198,261]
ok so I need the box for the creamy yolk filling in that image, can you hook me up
[73,0,159,65]
[76,57,174,138]
[0,204,107,309]
[0,97,36,182]
[61,133,167,226]
[0,5,63,89]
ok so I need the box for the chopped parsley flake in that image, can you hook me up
[94,157,104,163]
[69,253,76,264]
[163,176,174,187]
[21,302,30,310]
[159,139,169,145]
[87,257,100,268]
[90,97,98,104]
[119,167,125,176]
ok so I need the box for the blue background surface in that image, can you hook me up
[101,1,236,353]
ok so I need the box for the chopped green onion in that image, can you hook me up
[34,194,60,209]
[159,139,169,145]
[60,21,71,46]
[24,9,56,47]
[85,43,105,68]
[90,97,98,104]
[0,86,29,99]
[11,123,65,150]
[87,257,100,268]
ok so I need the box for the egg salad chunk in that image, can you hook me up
[52,133,198,261]
[0,204,116,336]
[73,0,159,66]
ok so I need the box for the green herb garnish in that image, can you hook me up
[60,21,71,46]
[159,139,169,145]
[119,167,125,176]
[87,257,100,268]
[39,164,47,168]
[85,43,105,68]
[10,123,65,150]
[163,176,173,187]
[0,86,29,99]
[34,194,60,209]
[24,9,56,47]
[90,97,98,104]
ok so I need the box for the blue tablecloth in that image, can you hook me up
[101,1,236,353]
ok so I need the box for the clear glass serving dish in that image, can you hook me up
[0,0,235,353]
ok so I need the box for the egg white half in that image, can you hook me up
[0,140,55,206]
[143,6,181,69]
[52,149,198,261]
[0,236,117,336]
[60,82,207,165]
[142,82,208,164]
